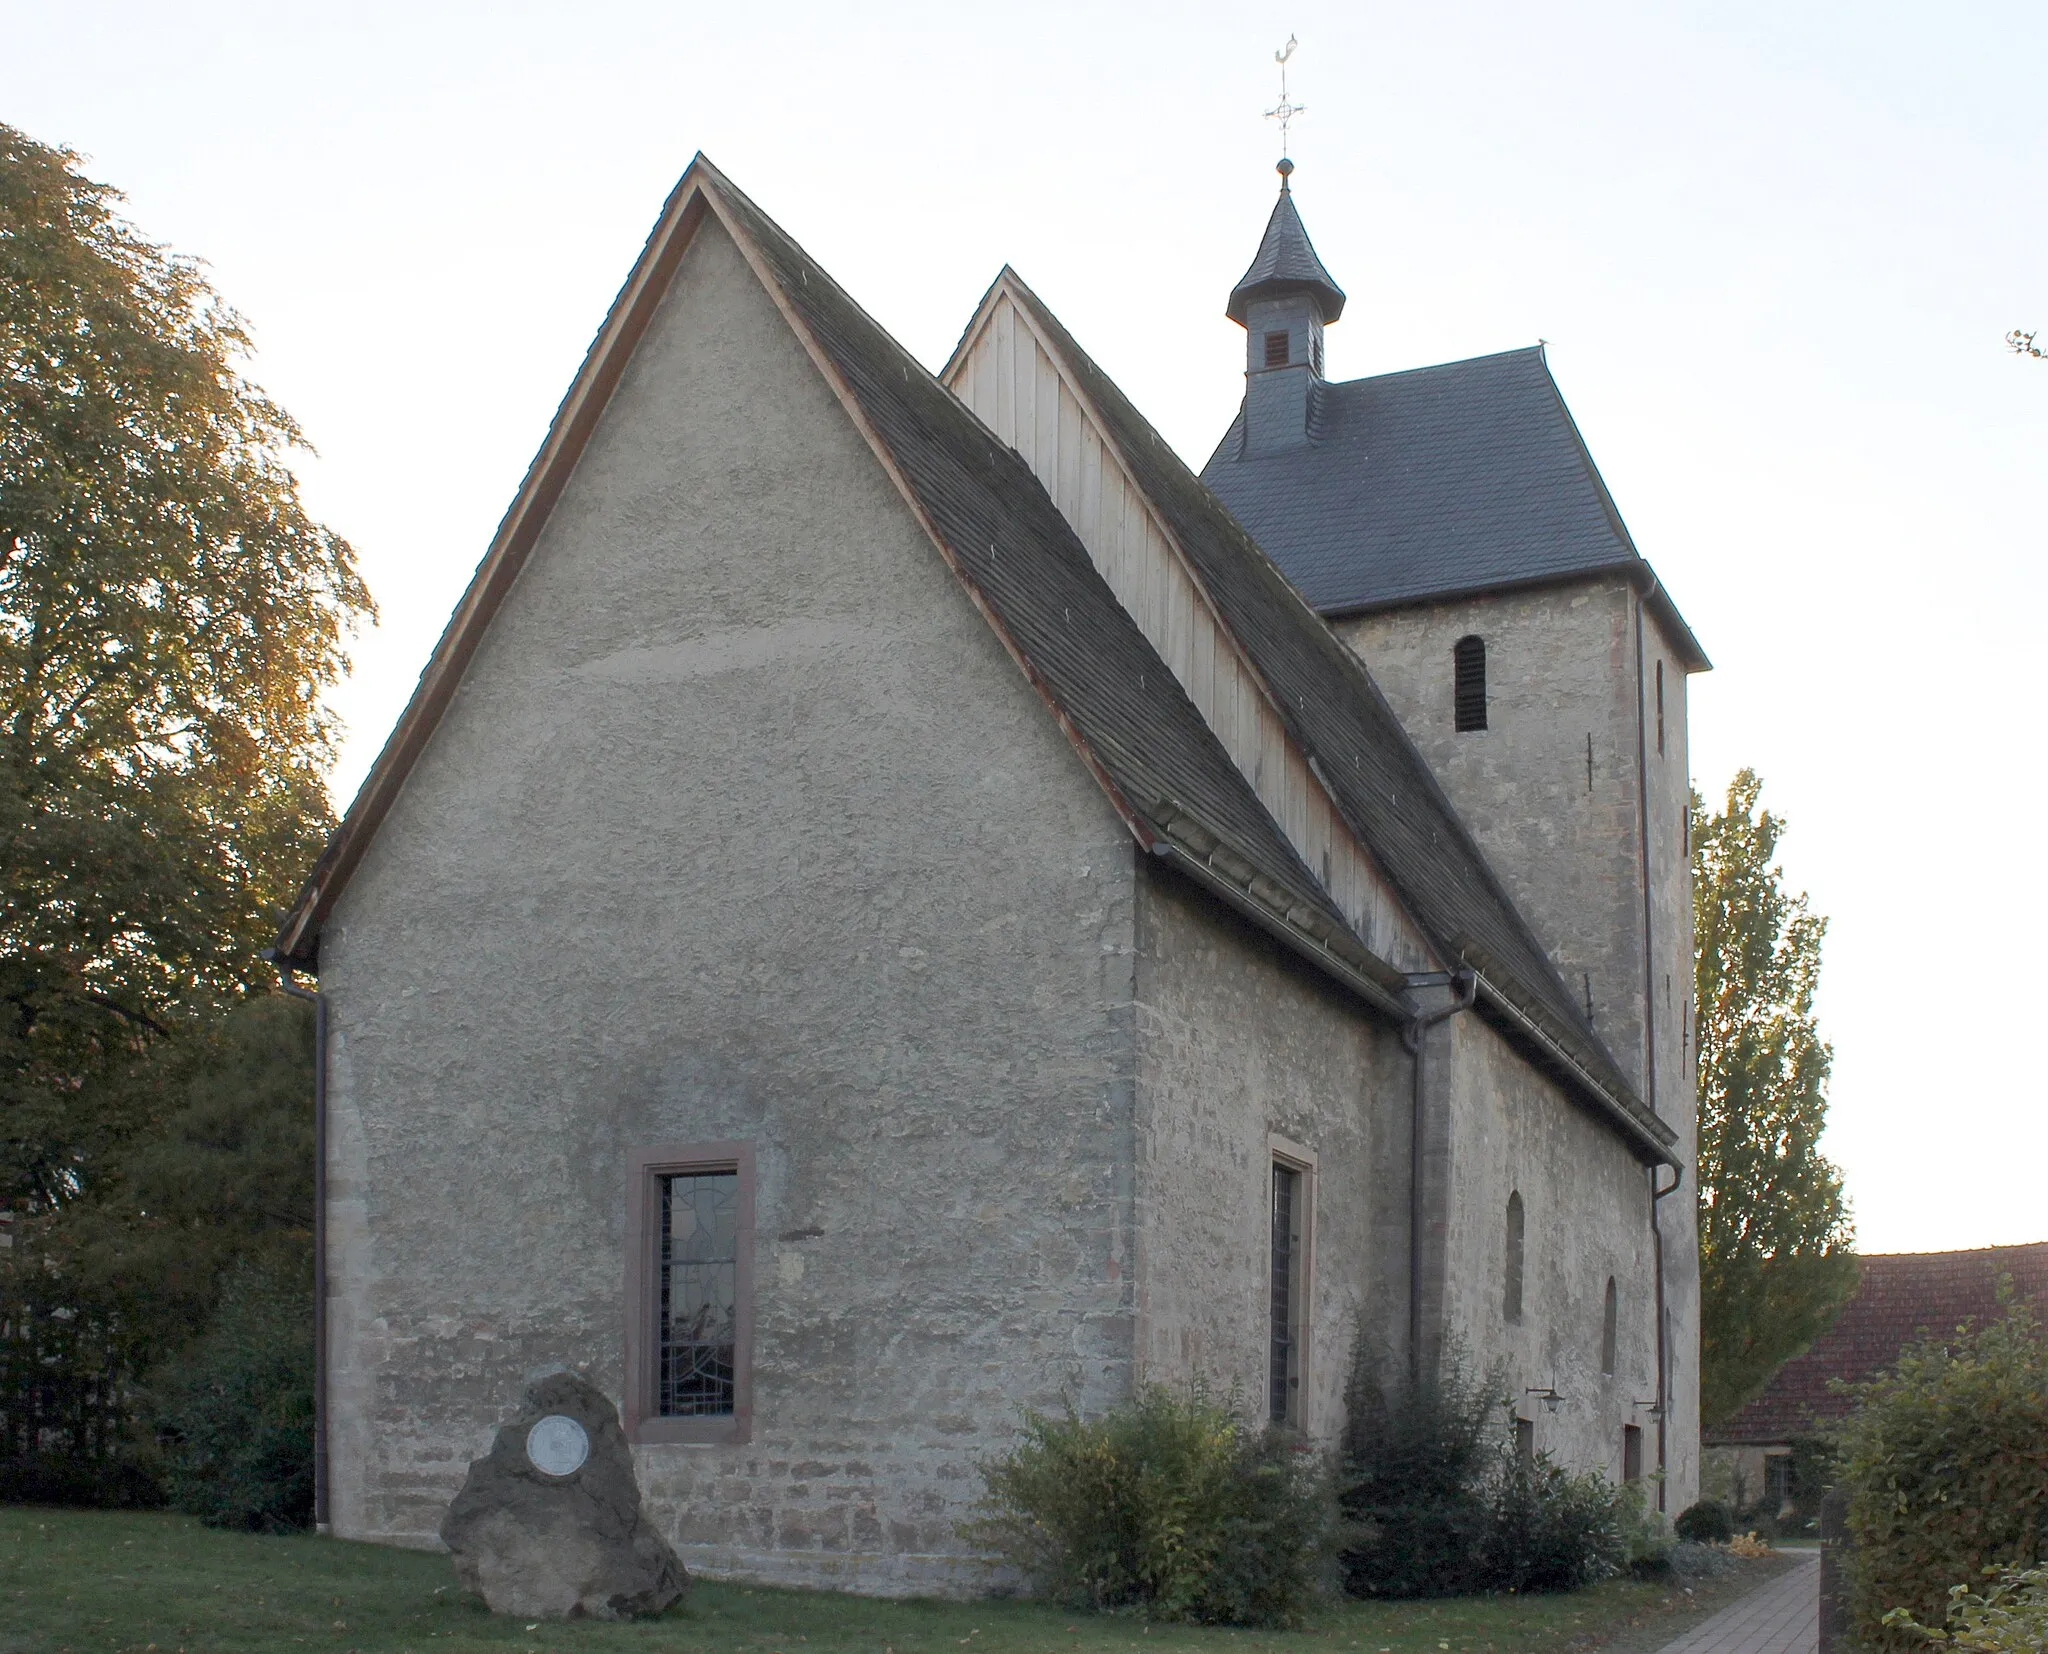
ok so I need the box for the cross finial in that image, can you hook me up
[1265,34,1305,180]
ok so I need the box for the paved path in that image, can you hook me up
[1649,1551,1819,1654]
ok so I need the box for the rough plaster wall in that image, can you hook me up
[1132,863,1410,1439]
[1339,583,1647,1085]
[1340,581,1700,1507]
[1435,1013,1668,1490]
[317,215,1141,1593]
[1640,613,1701,1508]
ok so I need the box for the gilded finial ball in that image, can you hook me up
[1277,157,1295,179]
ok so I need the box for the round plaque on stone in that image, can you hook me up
[525,1414,590,1478]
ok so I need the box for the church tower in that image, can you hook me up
[1228,160,1345,457]
[1201,170,1708,1507]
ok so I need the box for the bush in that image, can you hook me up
[0,1453,163,1508]
[1485,1452,1626,1592]
[1882,1564,2048,1652]
[1675,1499,1735,1543]
[1835,1295,2048,1649]
[974,1386,1331,1625]
[1336,1340,1500,1597]
[1336,1339,1634,1597]
[148,1257,313,1531]
[1616,1480,1675,1578]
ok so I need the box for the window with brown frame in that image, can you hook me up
[1264,330,1290,369]
[1269,1161,1306,1426]
[624,1141,755,1444]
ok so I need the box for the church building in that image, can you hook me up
[275,154,1706,1591]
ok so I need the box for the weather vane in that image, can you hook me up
[1265,35,1305,164]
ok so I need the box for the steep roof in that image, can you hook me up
[274,158,1390,1019]
[989,276,1670,1157]
[275,158,1671,1163]
[1227,182,1346,325]
[1705,1243,2048,1445]
[1201,347,1708,670]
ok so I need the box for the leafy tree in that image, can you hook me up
[1692,770,1856,1425]
[0,122,371,1218]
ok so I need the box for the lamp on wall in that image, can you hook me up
[1633,1398,1665,1420]
[1524,1386,1564,1413]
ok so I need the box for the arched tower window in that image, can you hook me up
[1601,1277,1619,1375]
[1503,1191,1525,1323]
[1454,636,1488,732]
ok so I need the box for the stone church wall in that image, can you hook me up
[1339,581,1649,1086]
[1131,864,1412,1437]
[1436,1011,1686,1502]
[316,217,1143,1592]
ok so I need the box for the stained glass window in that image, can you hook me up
[658,1170,738,1417]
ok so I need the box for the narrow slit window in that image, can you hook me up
[1623,1423,1643,1482]
[1601,1277,1619,1375]
[1264,330,1290,368]
[1516,1416,1536,1467]
[1503,1190,1525,1324]
[1269,1163,1304,1425]
[1655,660,1666,755]
[1454,636,1488,732]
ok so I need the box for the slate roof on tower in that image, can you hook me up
[1227,182,1346,324]
[1203,194,1706,670]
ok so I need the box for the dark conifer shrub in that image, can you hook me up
[1335,1339,1499,1597]
[148,1257,313,1531]
[1675,1499,1735,1543]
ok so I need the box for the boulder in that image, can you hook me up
[440,1371,687,1620]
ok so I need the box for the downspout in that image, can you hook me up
[1403,968,1477,1385]
[268,952,329,1535]
[1632,584,1669,1503]
[1651,1164,1684,1512]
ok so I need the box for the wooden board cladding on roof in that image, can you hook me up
[946,290,1434,976]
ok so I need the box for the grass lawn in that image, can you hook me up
[0,1508,1791,1654]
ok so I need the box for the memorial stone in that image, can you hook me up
[440,1371,687,1620]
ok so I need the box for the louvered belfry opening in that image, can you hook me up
[1454,635,1488,732]
[1263,330,1290,369]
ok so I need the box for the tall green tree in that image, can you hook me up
[1693,770,1856,1425]
[0,123,372,1217]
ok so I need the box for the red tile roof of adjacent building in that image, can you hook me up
[1705,1242,2048,1446]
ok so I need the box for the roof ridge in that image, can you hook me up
[993,274,1669,1154]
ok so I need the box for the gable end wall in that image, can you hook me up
[317,216,1142,1592]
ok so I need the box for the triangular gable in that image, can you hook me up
[944,271,1673,1161]
[943,278,1437,981]
[274,159,1408,1022]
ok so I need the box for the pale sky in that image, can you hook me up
[6,1,2042,1255]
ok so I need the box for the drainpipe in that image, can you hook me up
[268,951,329,1535]
[1403,968,1477,1385]
[1633,582,1675,1511]
[1650,1163,1683,1511]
